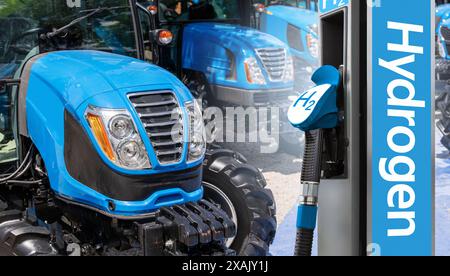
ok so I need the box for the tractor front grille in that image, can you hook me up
[441,26,450,55]
[255,48,287,82]
[128,91,184,165]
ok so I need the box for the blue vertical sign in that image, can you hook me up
[319,0,349,14]
[372,0,433,255]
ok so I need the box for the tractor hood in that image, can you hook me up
[24,50,190,109]
[183,22,287,51]
[182,22,293,89]
[266,6,318,34]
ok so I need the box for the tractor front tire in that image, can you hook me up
[202,148,277,256]
[0,210,59,256]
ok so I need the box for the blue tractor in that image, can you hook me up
[255,0,319,91]
[0,0,276,256]
[137,0,306,154]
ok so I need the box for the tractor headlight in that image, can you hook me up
[186,101,206,162]
[109,115,134,139]
[284,55,294,82]
[85,106,151,170]
[244,57,266,85]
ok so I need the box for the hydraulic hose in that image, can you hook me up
[0,146,34,184]
[294,129,323,256]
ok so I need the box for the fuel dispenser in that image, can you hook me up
[289,0,435,256]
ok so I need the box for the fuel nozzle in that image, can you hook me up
[288,65,342,256]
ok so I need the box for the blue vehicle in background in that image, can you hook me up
[138,0,304,153]
[0,0,276,256]
[255,0,319,90]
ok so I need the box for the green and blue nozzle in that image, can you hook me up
[287,65,342,256]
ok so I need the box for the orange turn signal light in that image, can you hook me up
[86,113,116,161]
[158,30,173,45]
[306,33,315,48]
[244,62,253,83]
[254,3,265,13]
[148,5,158,15]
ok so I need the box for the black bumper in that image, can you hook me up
[64,110,202,202]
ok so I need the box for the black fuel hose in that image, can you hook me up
[294,129,323,256]
[301,130,323,183]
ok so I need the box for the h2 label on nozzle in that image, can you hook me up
[288,84,331,127]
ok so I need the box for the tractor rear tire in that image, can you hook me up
[0,210,59,256]
[202,147,277,256]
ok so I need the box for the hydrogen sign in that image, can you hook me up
[319,0,349,14]
[371,0,434,255]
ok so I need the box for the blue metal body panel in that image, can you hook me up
[260,6,318,66]
[182,22,293,90]
[24,50,203,216]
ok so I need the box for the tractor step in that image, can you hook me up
[137,199,236,256]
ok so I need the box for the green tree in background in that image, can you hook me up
[0,0,52,19]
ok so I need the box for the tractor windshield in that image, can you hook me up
[0,0,137,79]
[157,0,241,22]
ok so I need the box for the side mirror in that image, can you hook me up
[288,65,341,131]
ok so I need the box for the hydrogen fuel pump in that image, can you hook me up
[288,65,342,256]
[289,0,434,256]
[289,0,363,256]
